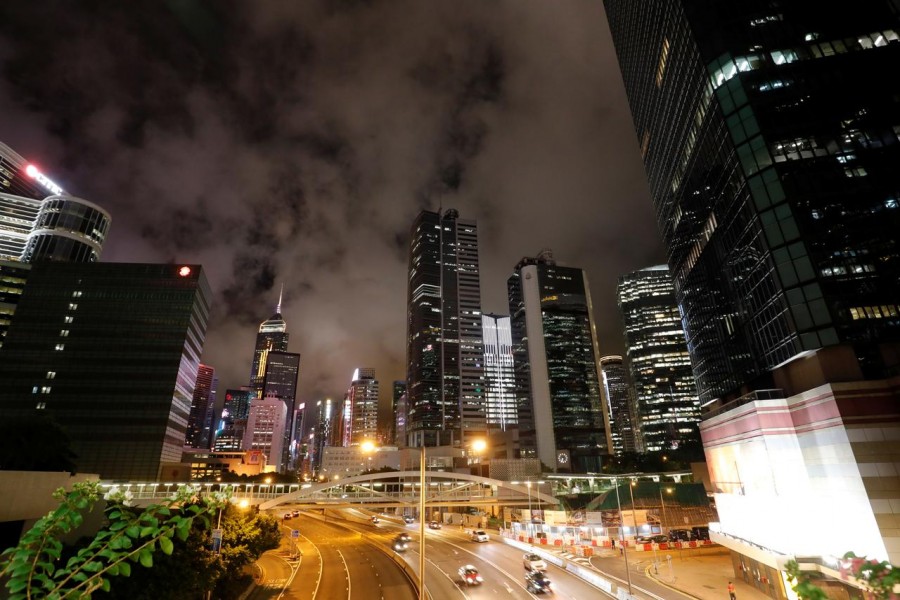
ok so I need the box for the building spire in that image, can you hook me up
[276,283,284,315]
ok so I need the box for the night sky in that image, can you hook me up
[0,1,664,416]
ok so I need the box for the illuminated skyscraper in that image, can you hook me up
[405,209,485,448]
[0,263,211,480]
[481,313,517,431]
[344,368,379,446]
[186,364,218,449]
[508,249,612,473]
[262,350,300,471]
[0,142,110,263]
[600,355,641,454]
[214,388,253,452]
[617,266,699,451]
[393,382,408,447]
[249,286,288,398]
[243,395,288,468]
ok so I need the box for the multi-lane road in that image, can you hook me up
[253,507,617,599]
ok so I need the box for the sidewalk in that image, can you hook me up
[645,551,772,600]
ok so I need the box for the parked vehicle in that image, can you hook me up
[523,553,547,571]
[692,526,711,541]
[525,570,552,594]
[668,529,692,542]
[471,530,489,543]
[458,565,483,586]
[636,534,669,544]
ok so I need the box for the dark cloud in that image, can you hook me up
[0,0,664,416]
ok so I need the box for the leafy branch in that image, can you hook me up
[786,553,899,600]
[0,481,230,600]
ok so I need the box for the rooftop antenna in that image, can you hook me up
[276,283,284,314]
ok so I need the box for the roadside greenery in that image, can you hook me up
[786,554,900,600]
[0,481,228,600]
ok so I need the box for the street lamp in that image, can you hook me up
[613,477,635,598]
[658,484,673,534]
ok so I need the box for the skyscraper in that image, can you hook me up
[599,355,641,454]
[481,313,517,431]
[617,266,700,451]
[0,143,111,264]
[249,286,288,398]
[507,249,612,472]
[262,350,301,470]
[389,380,406,445]
[405,208,485,448]
[604,0,900,404]
[344,368,379,446]
[186,364,218,449]
[0,262,211,480]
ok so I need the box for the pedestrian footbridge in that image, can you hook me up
[108,471,559,510]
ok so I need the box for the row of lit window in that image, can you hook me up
[850,305,899,320]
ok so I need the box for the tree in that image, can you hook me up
[0,412,78,473]
[0,482,228,599]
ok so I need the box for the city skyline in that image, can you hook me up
[0,1,663,410]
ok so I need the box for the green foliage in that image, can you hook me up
[0,482,228,600]
[786,553,900,600]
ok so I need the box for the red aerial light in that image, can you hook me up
[25,164,39,178]
[178,266,192,277]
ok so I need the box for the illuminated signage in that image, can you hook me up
[24,164,64,195]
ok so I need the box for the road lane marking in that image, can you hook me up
[337,548,351,600]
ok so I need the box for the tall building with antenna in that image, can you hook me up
[249,285,288,398]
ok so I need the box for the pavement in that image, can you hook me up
[642,550,772,600]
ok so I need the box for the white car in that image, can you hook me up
[523,553,547,571]
[471,530,489,542]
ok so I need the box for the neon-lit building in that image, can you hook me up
[481,313,517,431]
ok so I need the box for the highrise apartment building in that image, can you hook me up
[605,0,900,592]
[481,313,517,430]
[405,208,485,447]
[600,356,641,454]
[249,288,288,398]
[214,388,253,452]
[243,395,288,469]
[186,364,217,449]
[617,266,699,450]
[507,249,612,472]
[0,263,211,480]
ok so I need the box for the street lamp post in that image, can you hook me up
[658,484,672,534]
[525,481,533,539]
[613,478,635,598]
[418,446,426,600]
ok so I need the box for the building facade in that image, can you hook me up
[605,0,900,405]
[600,355,641,454]
[213,388,253,452]
[507,249,612,472]
[617,266,700,451]
[242,395,288,470]
[185,364,217,450]
[345,368,379,446]
[405,208,486,448]
[481,313,517,431]
[0,262,211,480]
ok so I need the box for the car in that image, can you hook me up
[523,553,547,571]
[692,526,710,541]
[668,529,692,542]
[471,530,489,543]
[291,510,300,517]
[371,516,380,524]
[525,570,552,594]
[428,521,442,530]
[458,565,483,586]
[392,534,409,552]
[283,513,292,520]
[403,515,415,524]
[397,532,412,543]
[636,534,668,544]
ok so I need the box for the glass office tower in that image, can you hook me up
[508,249,612,473]
[262,350,301,471]
[405,209,485,447]
[249,287,289,398]
[600,355,641,454]
[186,364,218,449]
[0,263,211,480]
[481,313,518,431]
[604,0,900,403]
[617,266,700,450]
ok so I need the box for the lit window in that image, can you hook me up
[41,386,51,394]
[64,316,73,323]
[55,344,64,351]
[46,371,56,379]
[72,291,82,298]
[36,402,46,410]
[68,303,78,311]
[656,38,670,87]
[770,50,798,64]
[60,329,69,337]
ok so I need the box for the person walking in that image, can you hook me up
[728,580,736,600]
